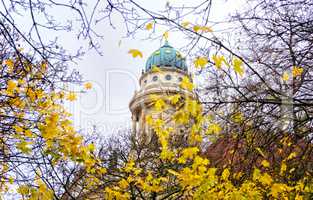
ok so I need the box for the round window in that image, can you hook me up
[165,74,171,80]
[152,76,158,81]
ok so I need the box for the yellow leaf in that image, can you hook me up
[295,194,303,200]
[99,167,107,174]
[282,72,289,81]
[87,143,95,152]
[212,55,226,69]
[161,149,174,160]
[292,66,303,77]
[193,25,213,33]
[168,169,180,176]
[66,92,77,101]
[193,57,208,68]
[128,49,143,58]
[118,179,129,189]
[154,99,166,111]
[207,123,221,135]
[201,26,213,32]
[124,160,135,173]
[18,185,29,195]
[168,94,181,105]
[7,80,17,91]
[180,76,193,91]
[231,112,244,123]
[287,152,297,160]
[233,57,244,77]
[261,160,270,168]
[271,183,290,198]
[84,82,92,90]
[24,130,32,137]
[163,31,169,40]
[8,177,14,184]
[18,79,26,85]
[4,59,14,70]
[14,125,24,133]
[145,22,154,30]
[221,168,230,181]
[145,115,154,125]
[233,172,243,180]
[259,173,273,186]
[253,168,261,181]
[179,147,199,163]
[151,65,161,72]
[181,21,190,28]
[280,162,287,175]
[17,141,32,154]
[193,25,201,32]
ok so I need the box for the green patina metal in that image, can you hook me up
[145,41,187,72]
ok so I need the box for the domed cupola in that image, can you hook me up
[145,41,187,72]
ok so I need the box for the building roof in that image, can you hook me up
[145,41,187,72]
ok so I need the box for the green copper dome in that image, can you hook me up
[145,41,187,72]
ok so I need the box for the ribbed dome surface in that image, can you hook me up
[145,41,187,72]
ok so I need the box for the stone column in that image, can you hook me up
[131,114,137,135]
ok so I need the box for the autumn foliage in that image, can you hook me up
[0,0,313,199]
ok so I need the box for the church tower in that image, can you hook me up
[129,41,196,143]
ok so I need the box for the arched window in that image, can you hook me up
[165,74,171,80]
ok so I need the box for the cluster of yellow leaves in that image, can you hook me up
[180,76,193,91]
[104,86,312,199]
[97,44,313,200]
[168,94,181,105]
[179,21,213,33]
[206,122,222,135]
[0,56,104,198]
[282,66,304,81]
[17,180,54,200]
[112,150,310,199]
[192,54,245,77]
[149,95,166,111]
[178,147,199,163]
